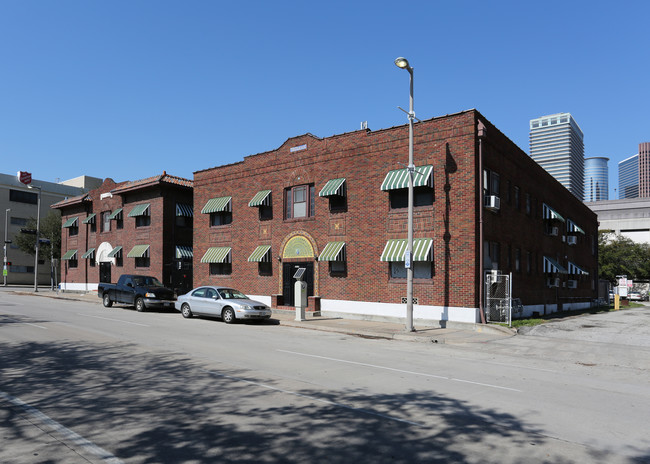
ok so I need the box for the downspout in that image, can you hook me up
[477,119,487,324]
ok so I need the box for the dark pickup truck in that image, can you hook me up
[98,274,176,311]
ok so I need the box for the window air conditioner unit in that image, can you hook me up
[567,280,578,289]
[484,195,500,211]
[550,226,559,236]
[567,235,578,245]
[547,277,560,288]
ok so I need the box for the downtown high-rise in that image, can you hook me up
[618,154,639,199]
[584,157,609,202]
[529,113,584,199]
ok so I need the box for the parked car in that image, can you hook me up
[99,274,176,311]
[175,286,272,323]
[628,292,643,301]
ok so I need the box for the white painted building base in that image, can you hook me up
[59,282,99,293]
[521,301,592,318]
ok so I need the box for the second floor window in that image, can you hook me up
[285,184,315,219]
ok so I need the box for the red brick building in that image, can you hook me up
[193,109,597,324]
[52,173,193,294]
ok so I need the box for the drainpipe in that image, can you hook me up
[477,120,487,324]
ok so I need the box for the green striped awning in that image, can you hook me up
[248,245,272,262]
[176,246,193,259]
[201,247,232,263]
[62,217,79,228]
[543,256,567,274]
[319,242,346,261]
[319,178,346,197]
[567,219,585,235]
[61,249,78,260]
[380,165,433,191]
[81,248,95,259]
[82,213,96,224]
[107,246,123,258]
[543,203,565,222]
[201,196,232,214]
[128,203,150,217]
[176,204,193,217]
[248,190,272,207]
[380,238,433,262]
[108,208,123,220]
[127,245,150,258]
[568,261,589,275]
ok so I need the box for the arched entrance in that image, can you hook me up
[280,233,318,307]
[96,242,115,283]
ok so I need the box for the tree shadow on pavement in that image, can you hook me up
[0,340,647,464]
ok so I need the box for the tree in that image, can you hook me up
[599,230,650,283]
[14,210,62,261]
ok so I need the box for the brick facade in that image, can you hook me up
[193,110,598,323]
[53,174,193,294]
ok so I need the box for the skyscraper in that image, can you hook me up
[618,154,639,199]
[584,157,609,202]
[638,143,650,197]
[529,113,585,199]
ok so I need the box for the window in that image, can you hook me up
[525,193,531,215]
[285,184,315,219]
[485,241,500,270]
[136,215,151,227]
[10,217,28,226]
[389,186,434,209]
[210,211,232,226]
[514,186,520,210]
[135,257,150,268]
[210,262,232,275]
[328,195,347,213]
[9,189,37,205]
[390,262,432,279]
[67,258,78,268]
[90,222,96,233]
[506,181,512,205]
[515,249,521,272]
[259,261,272,276]
[259,205,273,221]
[527,251,532,274]
[69,224,78,236]
[329,260,347,276]
[102,212,111,232]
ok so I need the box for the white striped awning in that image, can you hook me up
[107,246,123,258]
[201,197,232,214]
[201,247,232,263]
[248,190,272,207]
[61,249,78,260]
[319,178,346,197]
[176,204,193,217]
[567,219,585,235]
[62,217,79,228]
[108,208,123,220]
[543,203,565,222]
[319,242,346,261]
[568,261,589,275]
[128,203,150,217]
[127,245,150,258]
[82,213,96,224]
[176,246,193,259]
[81,248,95,259]
[380,238,433,262]
[380,165,433,191]
[248,245,272,262]
[543,256,567,274]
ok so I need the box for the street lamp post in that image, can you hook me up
[394,56,415,332]
[28,185,41,292]
[3,208,10,286]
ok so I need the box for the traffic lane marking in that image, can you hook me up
[278,349,523,393]
[77,313,150,327]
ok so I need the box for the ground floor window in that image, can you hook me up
[390,261,432,279]
[135,257,150,268]
[329,261,347,276]
[259,261,272,276]
[68,259,78,269]
[210,262,232,275]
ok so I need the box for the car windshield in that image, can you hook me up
[133,276,163,287]
[218,288,248,299]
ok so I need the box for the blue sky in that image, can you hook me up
[1,1,648,199]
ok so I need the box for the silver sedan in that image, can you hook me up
[175,286,272,323]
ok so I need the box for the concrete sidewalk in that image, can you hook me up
[8,288,516,345]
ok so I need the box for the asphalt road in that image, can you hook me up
[1,292,649,463]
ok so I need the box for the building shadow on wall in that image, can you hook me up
[443,144,458,318]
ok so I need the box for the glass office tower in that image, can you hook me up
[584,157,609,202]
[618,154,639,199]
[529,113,585,199]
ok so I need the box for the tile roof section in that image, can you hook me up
[110,172,193,194]
[50,193,91,209]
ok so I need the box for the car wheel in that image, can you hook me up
[222,307,236,324]
[181,303,193,319]
[102,294,112,308]
[135,297,145,312]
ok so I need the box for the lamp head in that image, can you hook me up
[394,57,411,70]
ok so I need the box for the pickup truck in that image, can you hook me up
[98,274,176,311]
